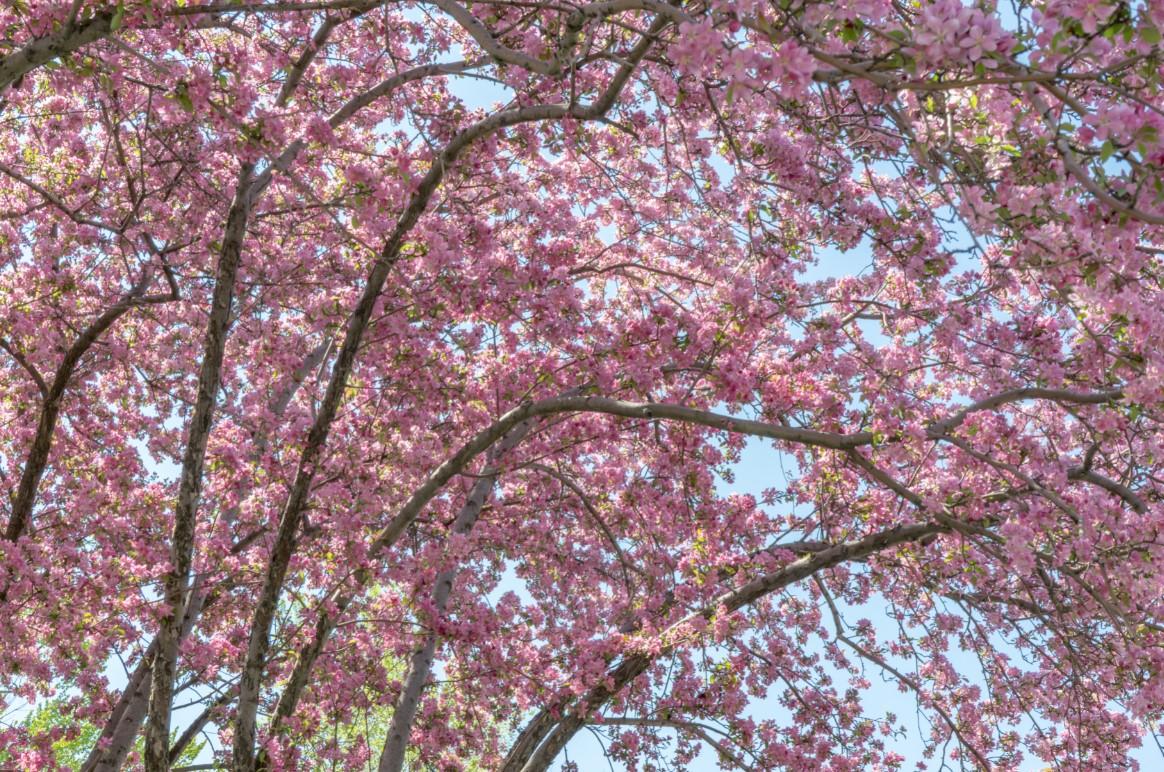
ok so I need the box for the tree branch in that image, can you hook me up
[4,266,179,544]
[501,520,950,771]
[0,11,115,94]
[146,163,257,771]
[234,24,667,767]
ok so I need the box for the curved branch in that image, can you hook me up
[377,415,538,772]
[602,717,757,770]
[4,267,179,544]
[0,336,48,397]
[927,387,1122,437]
[368,395,870,561]
[254,380,1127,763]
[501,520,950,772]
[430,0,558,74]
[1028,83,1164,226]
[0,11,114,94]
[370,383,1117,577]
[1068,466,1148,514]
[233,21,669,768]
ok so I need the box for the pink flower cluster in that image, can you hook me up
[911,0,1014,67]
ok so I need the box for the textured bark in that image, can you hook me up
[81,53,456,763]
[0,12,114,94]
[231,155,443,772]
[232,37,667,764]
[80,337,327,769]
[145,165,256,772]
[260,602,344,749]
[85,583,206,772]
[136,47,476,772]
[83,649,153,772]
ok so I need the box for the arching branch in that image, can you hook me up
[233,20,670,767]
[500,520,951,771]
[4,266,179,544]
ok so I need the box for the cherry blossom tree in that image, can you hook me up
[2,0,1164,769]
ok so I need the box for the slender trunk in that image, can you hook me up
[83,339,323,770]
[377,638,438,772]
[231,227,409,772]
[233,26,665,767]
[232,112,478,772]
[83,649,153,772]
[379,417,535,772]
[144,165,255,772]
[85,581,206,771]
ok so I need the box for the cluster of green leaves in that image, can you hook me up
[0,698,204,770]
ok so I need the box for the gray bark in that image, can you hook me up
[145,165,256,772]
[378,418,537,772]
[0,12,114,95]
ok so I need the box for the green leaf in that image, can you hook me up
[174,83,194,112]
[1082,262,1099,287]
[111,2,126,31]
[1100,139,1115,162]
